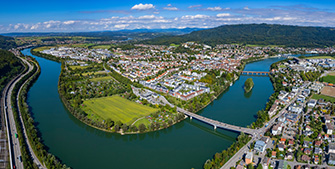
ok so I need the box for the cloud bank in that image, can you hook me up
[1,5,335,33]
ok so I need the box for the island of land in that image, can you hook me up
[244,78,254,93]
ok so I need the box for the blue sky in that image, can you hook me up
[1,0,335,33]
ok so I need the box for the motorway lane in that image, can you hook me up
[4,52,45,169]
[15,60,46,169]
[5,60,32,169]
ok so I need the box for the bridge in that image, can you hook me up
[241,71,270,76]
[177,107,256,135]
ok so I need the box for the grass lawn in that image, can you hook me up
[92,45,111,49]
[82,96,158,124]
[312,94,335,103]
[133,118,151,127]
[69,43,95,48]
[33,46,54,52]
[321,75,335,84]
[77,71,107,76]
[306,56,334,59]
[89,76,112,82]
[69,65,88,70]
[279,65,286,68]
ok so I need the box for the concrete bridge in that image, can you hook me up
[241,71,270,76]
[177,107,256,135]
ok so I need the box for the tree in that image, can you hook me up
[122,124,128,132]
[247,164,254,169]
[131,125,138,132]
[256,164,263,169]
[114,125,120,132]
[203,159,212,169]
[244,78,254,93]
[139,123,147,133]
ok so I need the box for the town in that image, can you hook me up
[223,57,335,169]
[37,42,335,169]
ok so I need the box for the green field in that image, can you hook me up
[133,117,151,127]
[69,65,88,70]
[33,46,54,52]
[312,94,335,103]
[82,96,158,124]
[82,71,107,76]
[92,45,111,49]
[306,56,334,59]
[89,76,112,82]
[321,75,335,84]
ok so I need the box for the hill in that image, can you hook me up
[144,24,335,47]
[2,28,202,42]
[0,35,17,50]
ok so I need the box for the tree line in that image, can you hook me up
[11,58,69,168]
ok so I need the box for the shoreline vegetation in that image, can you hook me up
[11,56,69,168]
[30,47,267,136]
[28,46,288,169]
[244,78,254,93]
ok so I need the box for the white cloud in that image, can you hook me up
[244,6,250,10]
[3,6,335,33]
[188,5,202,8]
[138,15,156,19]
[167,4,172,7]
[182,14,210,19]
[163,7,178,11]
[114,24,129,29]
[131,3,155,10]
[63,20,76,25]
[216,13,231,17]
[207,7,222,11]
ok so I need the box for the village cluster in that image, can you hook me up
[41,47,113,62]
[236,57,335,169]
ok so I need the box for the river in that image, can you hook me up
[22,48,283,169]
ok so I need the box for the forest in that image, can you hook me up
[0,35,17,50]
[0,49,23,92]
[144,23,335,47]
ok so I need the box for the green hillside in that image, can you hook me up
[144,24,335,47]
[0,35,17,50]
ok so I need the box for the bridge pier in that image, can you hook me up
[214,125,217,130]
[190,116,192,120]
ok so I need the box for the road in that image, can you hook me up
[15,58,46,169]
[3,50,45,169]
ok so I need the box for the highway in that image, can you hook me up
[15,58,46,169]
[2,49,45,169]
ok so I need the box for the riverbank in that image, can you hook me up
[30,48,278,135]
[24,46,285,169]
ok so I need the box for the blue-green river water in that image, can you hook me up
[22,48,283,169]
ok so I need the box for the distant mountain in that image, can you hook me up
[0,35,17,50]
[2,28,202,39]
[144,24,335,47]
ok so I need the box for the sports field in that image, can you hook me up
[321,75,335,84]
[306,56,334,59]
[312,93,335,103]
[82,96,158,124]
[321,86,335,98]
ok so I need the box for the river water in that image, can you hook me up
[22,48,283,169]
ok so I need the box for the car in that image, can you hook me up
[18,156,22,162]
